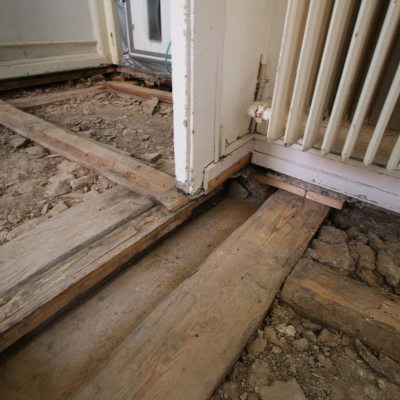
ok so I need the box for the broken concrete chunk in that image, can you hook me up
[140,153,161,163]
[376,250,400,287]
[258,379,306,400]
[318,226,348,244]
[292,338,309,352]
[142,97,159,115]
[48,201,69,217]
[228,181,248,199]
[318,329,340,348]
[302,330,317,343]
[353,242,376,271]
[10,136,29,149]
[26,145,47,158]
[41,203,50,215]
[307,240,356,275]
[70,175,92,190]
[45,181,71,197]
[247,359,271,389]
[368,232,386,253]
[57,160,80,174]
[346,227,368,244]
[222,382,239,400]
[247,338,267,357]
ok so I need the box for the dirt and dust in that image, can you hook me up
[0,76,173,245]
[213,301,400,400]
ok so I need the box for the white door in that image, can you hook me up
[0,0,121,80]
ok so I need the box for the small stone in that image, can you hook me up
[318,354,334,370]
[347,227,368,244]
[271,346,282,355]
[45,181,71,197]
[258,379,306,400]
[318,226,348,244]
[368,232,386,253]
[283,325,296,337]
[354,242,376,271]
[222,381,239,400]
[142,97,159,115]
[70,175,92,190]
[376,379,386,390]
[318,329,340,348]
[247,359,271,389]
[141,134,150,141]
[228,181,248,199]
[41,203,50,215]
[264,327,284,347]
[307,240,356,275]
[122,128,136,136]
[83,189,100,201]
[140,153,161,163]
[274,323,286,334]
[240,394,248,400]
[7,213,22,224]
[301,319,322,331]
[10,136,29,149]
[248,338,267,357]
[301,330,317,343]
[57,160,79,173]
[292,338,308,352]
[26,145,47,158]
[116,123,125,131]
[376,250,400,287]
[48,201,68,217]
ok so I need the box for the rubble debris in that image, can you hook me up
[258,379,306,400]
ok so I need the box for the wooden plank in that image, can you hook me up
[7,86,107,110]
[0,67,116,91]
[0,189,220,353]
[343,0,400,161]
[71,191,329,400]
[206,153,251,192]
[156,188,191,213]
[102,82,173,104]
[250,173,307,197]
[321,0,379,156]
[302,0,357,151]
[0,100,178,203]
[0,187,154,299]
[305,191,344,210]
[386,134,400,172]
[281,258,400,362]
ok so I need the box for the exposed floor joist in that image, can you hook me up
[281,258,400,362]
[71,190,329,400]
[0,187,220,352]
[102,81,173,104]
[0,100,188,212]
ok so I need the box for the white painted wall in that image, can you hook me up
[0,0,121,79]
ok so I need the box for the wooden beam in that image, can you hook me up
[0,67,116,91]
[0,100,186,211]
[250,173,344,210]
[102,82,173,104]
[281,258,400,362]
[71,191,329,400]
[7,86,107,111]
[0,188,221,353]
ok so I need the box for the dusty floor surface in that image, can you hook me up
[0,195,263,400]
[0,77,173,245]
[213,202,400,400]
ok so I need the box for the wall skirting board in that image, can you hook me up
[252,140,400,213]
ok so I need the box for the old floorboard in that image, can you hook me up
[281,258,400,362]
[0,188,220,353]
[71,190,329,400]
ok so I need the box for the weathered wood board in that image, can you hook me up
[0,100,188,211]
[71,190,329,400]
[0,189,220,353]
[281,258,400,362]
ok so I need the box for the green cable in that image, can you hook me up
[165,41,172,75]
